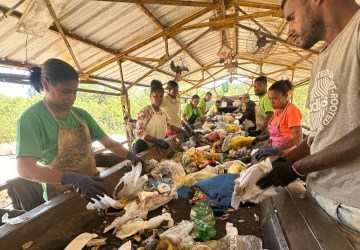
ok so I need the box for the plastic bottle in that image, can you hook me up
[190,201,216,241]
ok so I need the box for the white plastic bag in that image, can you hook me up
[116,213,174,239]
[64,233,98,250]
[103,201,146,233]
[231,158,277,209]
[86,194,119,210]
[160,220,194,244]
[114,163,148,199]
[138,187,178,213]
[159,160,186,177]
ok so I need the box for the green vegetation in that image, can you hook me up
[0,81,310,144]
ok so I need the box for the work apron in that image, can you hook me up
[145,106,167,146]
[268,102,294,155]
[255,105,265,130]
[43,101,98,200]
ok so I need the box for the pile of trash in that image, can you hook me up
[64,113,279,250]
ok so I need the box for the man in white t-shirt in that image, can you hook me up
[256,0,360,247]
[161,80,181,135]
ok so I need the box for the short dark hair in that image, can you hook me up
[192,94,200,100]
[150,79,164,93]
[254,76,267,85]
[269,79,293,95]
[215,100,221,104]
[205,92,212,96]
[29,58,78,93]
[166,80,178,89]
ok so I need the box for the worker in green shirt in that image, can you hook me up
[198,92,212,116]
[249,76,274,136]
[182,94,204,129]
[16,58,145,203]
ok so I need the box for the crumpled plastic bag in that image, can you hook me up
[160,220,194,244]
[116,213,174,239]
[231,158,277,209]
[222,135,254,152]
[118,240,131,250]
[159,160,186,177]
[103,201,146,233]
[1,213,23,225]
[138,188,178,213]
[113,163,148,199]
[173,170,216,187]
[86,194,120,210]
[64,233,98,250]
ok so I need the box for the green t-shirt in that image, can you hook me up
[259,93,273,117]
[16,101,106,166]
[183,103,203,120]
[198,98,206,110]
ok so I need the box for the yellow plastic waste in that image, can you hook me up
[225,124,240,133]
[228,162,246,174]
[173,170,216,187]
[222,136,255,152]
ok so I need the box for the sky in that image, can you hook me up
[0,67,30,98]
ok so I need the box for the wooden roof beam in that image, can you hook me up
[92,0,215,7]
[235,55,311,71]
[85,4,220,75]
[44,0,82,72]
[136,3,215,82]
[181,68,227,94]
[0,0,25,22]
[127,29,211,90]
[231,0,281,10]
[174,10,279,34]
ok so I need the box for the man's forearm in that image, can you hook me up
[260,112,273,133]
[295,126,360,174]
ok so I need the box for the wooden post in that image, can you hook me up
[118,60,133,148]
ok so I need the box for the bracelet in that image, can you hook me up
[292,164,306,177]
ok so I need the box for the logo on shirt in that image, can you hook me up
[309,69,338,137]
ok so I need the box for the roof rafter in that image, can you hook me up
[127,29,211,90]
[136,3,214,83]
[85,4,220,75]
[92,0,215,7]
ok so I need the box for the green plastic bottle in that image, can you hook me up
[190,201,216,241]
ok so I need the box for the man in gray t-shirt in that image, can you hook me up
[256,0,360,248]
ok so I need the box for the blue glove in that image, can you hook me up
[256,161,300,189]
[180,128,190,141]
[252,134,270,145]
[127,151,147,169]
[61,172,106,202]
[255,147,279,161]
[152,138,169,149]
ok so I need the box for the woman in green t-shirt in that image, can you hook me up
[16,58,145,203]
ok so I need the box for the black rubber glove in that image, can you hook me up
[256,161,300,189]
[180,128,190,141]
[249,129,262,136]
[248,126,257,132]
[61,172,106,202]
[255,147,279,161]
[127,151,146,168]
[252,134,270,145]
[152,138,169,149]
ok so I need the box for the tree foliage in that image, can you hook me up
[0,81,310,144]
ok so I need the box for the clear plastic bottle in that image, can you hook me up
[190,201,216,241]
